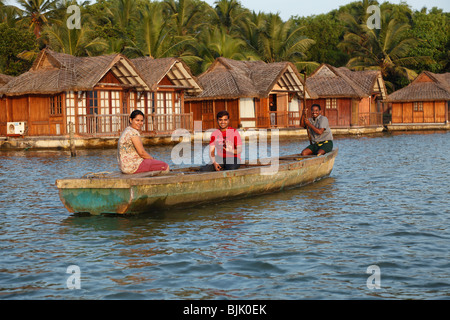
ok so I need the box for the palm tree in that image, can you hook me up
[258,14,315,64]
[338,8,432,90]
[136,2,192,58]
[1,0,23,27]
[43,23,108,56]
[41,5,108,56]
[237,11,266,60]
[110,0,138,32]
[182,25,254,74]
[163,0,203,37]
[210,0,249,35]
[17,0,58,38]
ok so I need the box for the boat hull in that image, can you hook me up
[56,149,338,215]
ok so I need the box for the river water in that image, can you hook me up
[0,131,449,300]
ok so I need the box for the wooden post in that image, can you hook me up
[302,72,312,145]
[69,121,76,157]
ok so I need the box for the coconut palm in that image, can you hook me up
[182,25,254,74]
[110,0,138,31]
[210,0,249,35]
[163,0,204,37]
[136,2,192,58]
[258,14,315,64]
[338,8,432,90]
[237,11,266,59]
[17,0,58,38]
[41,8,108,57]
[1,1,23,27]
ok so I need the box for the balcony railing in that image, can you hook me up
[356,112,383,127]
[77,113,193,137]
[255,111,383,128]
[255,111,302,128]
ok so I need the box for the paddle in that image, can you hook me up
[302,70,313,145]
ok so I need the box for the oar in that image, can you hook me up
[302,71,313,145]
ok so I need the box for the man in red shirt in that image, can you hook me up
[202,110,242,171]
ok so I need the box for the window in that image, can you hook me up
[110,91,120,115]
[86,91,98,115]
[156,92,174,114]
[331,98,337,109]
[66,91,76,133]
[325,98,337,109]
[202,101,213,114]
[413,102,423,112]
[174,92,181,114]
[50,95,62,115]
[148,92,155,114]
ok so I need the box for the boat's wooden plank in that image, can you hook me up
[56,150,337,189]
[56,149,338,214]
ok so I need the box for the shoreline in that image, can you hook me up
[0,124,448,151]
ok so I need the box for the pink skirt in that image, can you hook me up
[135,159,169,173]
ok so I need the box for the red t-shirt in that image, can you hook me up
[209,127,242,159]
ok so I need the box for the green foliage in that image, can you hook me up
[0,0,447,90]
[0,23,37,75]
[407,8,449,73]
[293,12,348,68]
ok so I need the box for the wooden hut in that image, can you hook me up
[306,64,387,128]
[184,57,314,130]
[387,71,450,126]
[131,57,202,133]
[0,49,201,137]
[0,73,15,136]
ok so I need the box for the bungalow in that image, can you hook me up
[306,64,387,128]
[0,49,201,137]
[184,57,314,130]
[0,73,15,136]
[387,71,450,128]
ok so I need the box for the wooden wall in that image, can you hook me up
[0,97,6,136]
[391,101,447,124]
[307,98,352,127]
[0,94,65,136]
[185,99,240,130]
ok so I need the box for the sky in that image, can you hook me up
[4,0,450,21]
[204,0,450,20]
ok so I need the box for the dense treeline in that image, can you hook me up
[0,0,448,92]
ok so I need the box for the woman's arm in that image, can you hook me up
[131,135,153,159]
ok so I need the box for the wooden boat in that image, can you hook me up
[56,148,338,215]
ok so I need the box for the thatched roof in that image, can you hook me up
[306,64,386,99]
[0,49,152,96]
[1,49,213,96]
[387,71,450,102]
[132,57,202,94]
[185,57,314,101]
[0,73,14,87]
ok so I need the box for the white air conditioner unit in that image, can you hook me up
[7,122,26,136]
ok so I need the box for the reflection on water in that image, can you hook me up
[0,132,449,299]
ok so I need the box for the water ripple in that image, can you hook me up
[1,132,449,299]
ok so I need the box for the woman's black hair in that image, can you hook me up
[130,110,144,119]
